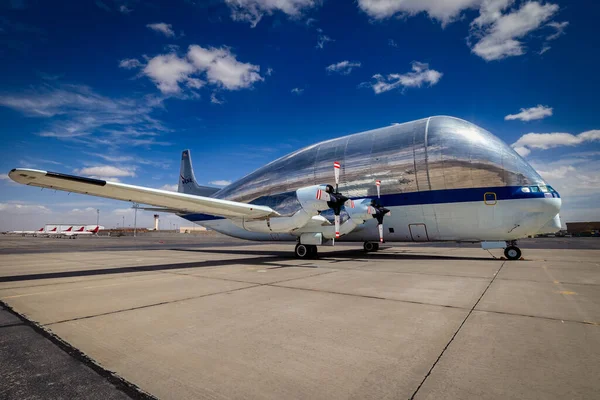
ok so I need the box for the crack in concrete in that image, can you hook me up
[409,261,507,400]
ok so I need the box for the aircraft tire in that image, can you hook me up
[504,246,521,260]
[307,245,318,258]
[295,243,310,259]
[363,241,376,252]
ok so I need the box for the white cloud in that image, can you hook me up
[210,93,225,104]
[143,53,195,94]
[291,88,304,95]
[224,0,319,27]
[365,61,442,94]
[529,155,600,222]
[119,58,142,69]
[512,130,600,155]
[146,22,175,37]
[187,45,263,90]
[119,5,132,14]
[546,21,568,40]
[0,84,170,148]
[388,38,398,47]
[539,45,551,55]
[209,180,231,186]
[159,184,178,192]
[470,1,559,61]
[505,105,553,121]
[186,77,205,89]
[139,46,264,95]
[0,203,51,214]
[358,0,481,26]
[69,207,98,214]
[513,146,531,157]
[266,67,274,76]
[75,165,136,178]
[326,61,361,75]
[316,32,334,49]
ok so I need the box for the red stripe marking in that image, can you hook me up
[333,162,340,168]
[376,180,381,186]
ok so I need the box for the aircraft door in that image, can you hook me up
[409,223,429,241]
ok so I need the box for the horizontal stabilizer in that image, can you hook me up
[9,169,279,219]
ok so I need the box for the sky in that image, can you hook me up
[0,0,599,230]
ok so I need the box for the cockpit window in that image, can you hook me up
[547,185,555,192]
[531,186,540,192]
[539,185,549,193]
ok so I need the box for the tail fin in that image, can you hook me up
[65,226,72,232]
[178,150,221,197]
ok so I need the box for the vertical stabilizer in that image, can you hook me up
[178,150,221,197]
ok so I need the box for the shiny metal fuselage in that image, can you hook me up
[185,116,561,242]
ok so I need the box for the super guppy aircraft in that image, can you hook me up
[9,116,561,260]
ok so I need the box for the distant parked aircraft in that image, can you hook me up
[62,226,102,238]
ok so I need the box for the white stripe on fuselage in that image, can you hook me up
[196,197,561,242]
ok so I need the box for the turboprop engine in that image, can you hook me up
[233,184,339,234]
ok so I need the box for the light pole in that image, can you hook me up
[133,203,138,238]
[96,209,100,226]
[122,215,125,230]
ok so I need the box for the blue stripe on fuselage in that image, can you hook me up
[180,186,559,222]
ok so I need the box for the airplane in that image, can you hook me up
[62,225,101,238]
[8,116,561,260]
[8,227,45,236]
[39,226,72,238]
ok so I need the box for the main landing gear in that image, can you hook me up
[504,240,522,260]
[363,241,380,252]
[295,243,318,259]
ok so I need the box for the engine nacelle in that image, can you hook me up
[346,198,375,223]
[296,184,332,215]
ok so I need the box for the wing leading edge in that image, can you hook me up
[8,169,279,219]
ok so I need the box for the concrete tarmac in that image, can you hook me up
[0,235,599,399]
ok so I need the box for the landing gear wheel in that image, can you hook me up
[307,245,318,258]
[295,243,312,259]
[504,246,521,260]
[363,242,377,252]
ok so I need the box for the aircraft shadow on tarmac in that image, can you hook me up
[169,247,498,262]
[0,250,499,284]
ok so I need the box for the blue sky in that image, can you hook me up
[0,0,598,230]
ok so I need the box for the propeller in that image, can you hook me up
[371,180,390,243]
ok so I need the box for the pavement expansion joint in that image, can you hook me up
[269,281,471,311]
[43,283,263,327]
[409,261,507,400]
[474,308,600,326]
[0,299,157,400]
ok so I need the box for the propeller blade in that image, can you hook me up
[376,180,381,198]
[334,161,340,192]
[335,214,340,239]
[378,224,384,243]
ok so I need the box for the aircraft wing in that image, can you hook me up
[9,169,279,219]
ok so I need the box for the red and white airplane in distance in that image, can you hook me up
[62,226,101,238]
[8,227,45,236]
